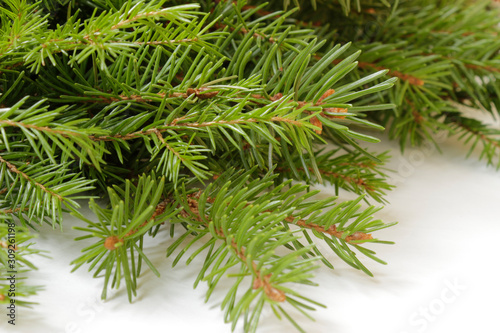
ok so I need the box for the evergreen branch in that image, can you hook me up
[312,168,376,192]
[89,116,306,141]
[71,174,178,301]
[35,37,202,54]
[356,0,500,117]
[9,3,222,72]
[0,155,63,201]
[172,167,394,282]
[152,129,186,162]
[75,88,219,104]
[281,194,396,275]
[0,99,106,167]
[0,0,456,328]
[277,148,393,202]
[0,155,95,227]
[81,87,348,124]
[279,165,377,197]
[109,6,198,30]
[230,241,286,302]
[0,119,80,137]
[286,216,373,242]
[175,190,288,302]
[447,115,500,168]
[168,169,333,331]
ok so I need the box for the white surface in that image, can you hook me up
[3,130,500,333]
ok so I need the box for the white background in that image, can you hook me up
[3,119,500,333]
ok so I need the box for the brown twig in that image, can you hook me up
[313,55,425,86]
[85,87,217,104]
[152,129,185,162]
[0,119,77,137]
[358,61,425,86]
[0,207,29,215]
[405,98,424,124]
[286,216,373,242]
[277,166,376,193]
[455,122,500,150]
[464,63,500,74]
[252,90,348,134]
[316,169,375,193]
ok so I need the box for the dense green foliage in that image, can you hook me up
[0,0,498,331]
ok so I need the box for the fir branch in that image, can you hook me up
[286,216,373,242]
[72,174,178,301]
[0,0,463,329]
[0,155,63,201]
[447,115,500,168]
[0,99,106,168]
[89,116,306,141]
[314,168,376,193]
[152,128,186,162]
[109,6,198,30]
[175,190,287,302]
[277,148,393,202]
[0,119,81,137]
[81,87,217,104]
[279,165,377,195]
[36,37,202,54]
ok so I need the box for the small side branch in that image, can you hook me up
[152,129,186,162]
[111,10,173,30]
[0,119,76,137]
[104,199,170,250]
[0,155,63,201]
[277,166,376,193]
[178,192,286,302]
[317,168,375,192]
[455,122,500,150]
[89,116,303,142]
[285,216,373,242]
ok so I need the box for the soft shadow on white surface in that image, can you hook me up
[3,131,500,333]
